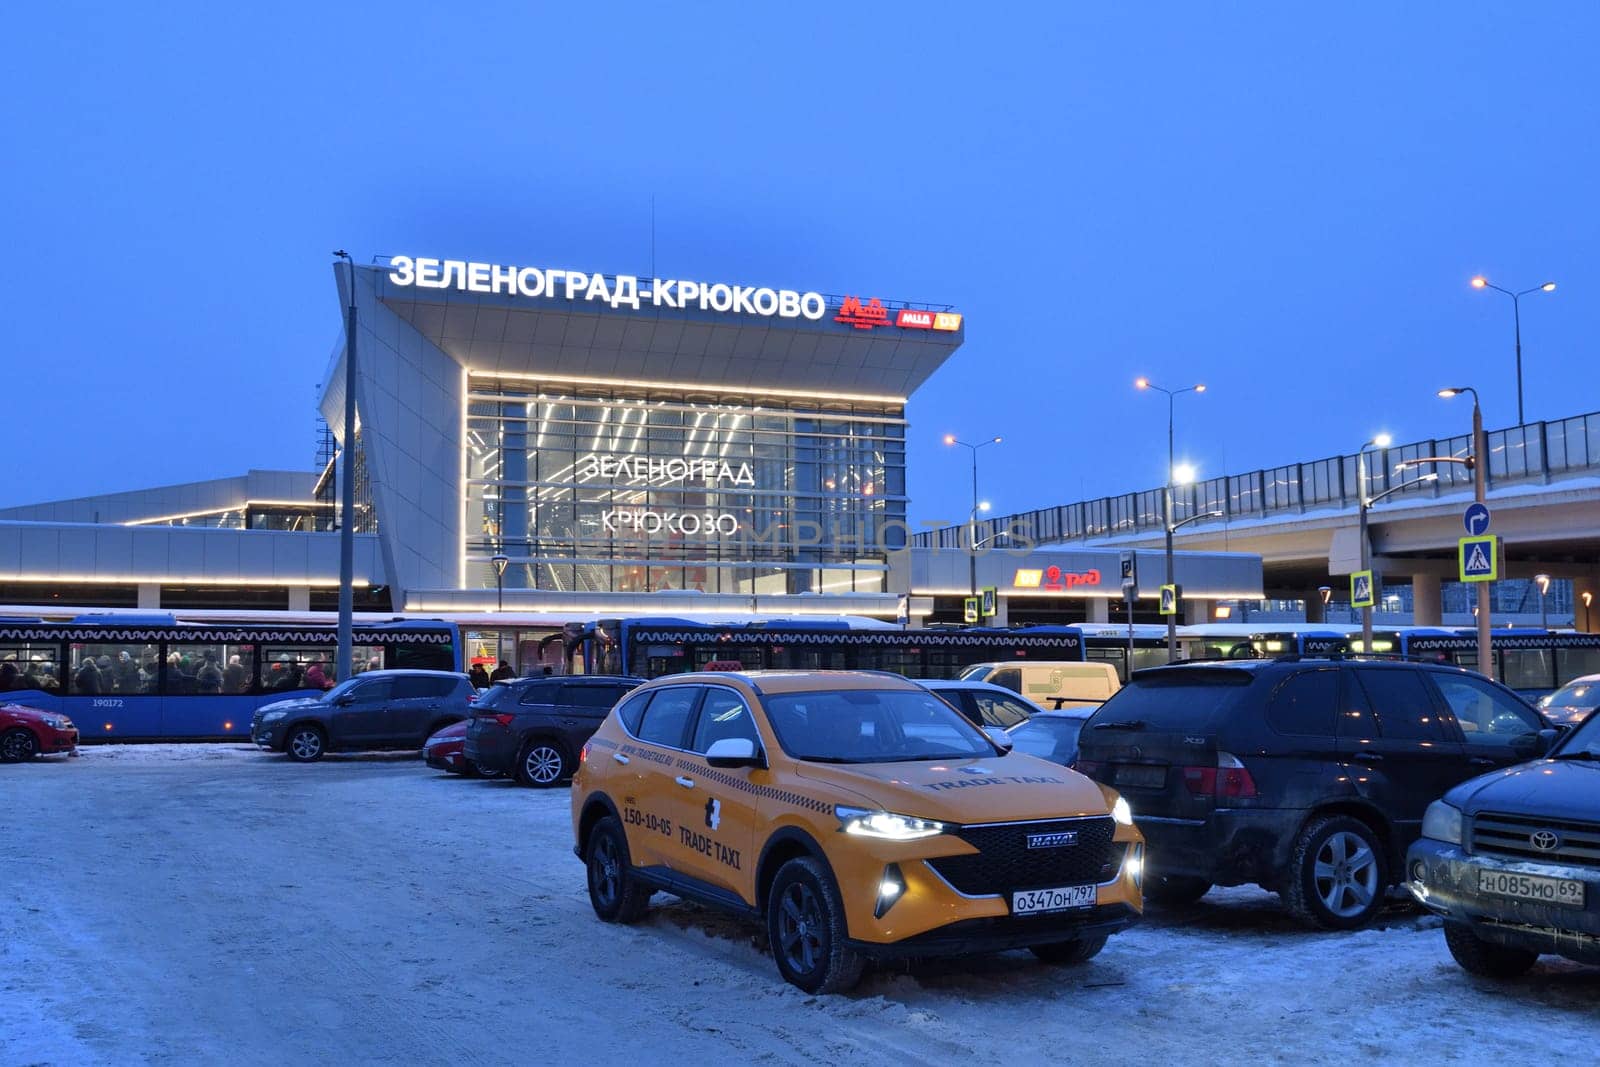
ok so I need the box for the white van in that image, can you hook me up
[957,660,1121,709]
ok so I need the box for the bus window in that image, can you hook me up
[165,642,257,695]
[69,642,159,696]
[0,643,63,694]
[1556,648,1600,686]
[1086,648,1127,682]
[1502,649,1556,692]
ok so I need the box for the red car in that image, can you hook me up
[1,703,79,762]
[422,720,502,778]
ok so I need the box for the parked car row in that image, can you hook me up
[1072,656,1599,975]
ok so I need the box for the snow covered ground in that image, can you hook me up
[3,746,1594,1066]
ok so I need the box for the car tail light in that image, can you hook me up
[1182,752,1258,799]
[467,692,478,704]
[489,713,515,727]
[580,743,589,765]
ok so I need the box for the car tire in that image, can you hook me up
[1443,921,1539,978]
[467,760,503,779]
[585,816,652,924]
[1285,815,1387,930]
[766,857,866,995]
[515,739,570,788]
[1143,874,1212,908]
[0,727,39,763]
[284,724,327,763]
[1030,935,1108,965]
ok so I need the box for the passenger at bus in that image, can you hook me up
[141,658,161,693]
[305,662,328,690]
[469,664,490,689]
[75,657,103,694]
[196,654,224,694]
[224,655,247,694]
[116,651,143,695]
[491,660,514,682]
[0,661,18,690]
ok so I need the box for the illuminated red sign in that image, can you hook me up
[896,309,934,329]
[1042,566,1101,592]
[835,296,890,330]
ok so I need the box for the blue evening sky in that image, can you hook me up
[4,3,1595,528]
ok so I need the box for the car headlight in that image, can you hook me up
[1421,801,1463,845]
[261,710,287,723]
[42,715,69,729]
[1111,795,1134,826]
[835,806,945,841]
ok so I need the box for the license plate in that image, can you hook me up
[1011,884,1096,915]
[1478,869,1586,908]
[1113,764,1165,789]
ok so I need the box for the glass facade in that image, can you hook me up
[463,376,906,595]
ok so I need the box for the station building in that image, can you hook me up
[0,253,1262,636]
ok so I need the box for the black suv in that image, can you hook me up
[1075,658,1556,929]
[464,675,643,787]
[251,670,477,762]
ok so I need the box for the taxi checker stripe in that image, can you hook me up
[674,757,830,813]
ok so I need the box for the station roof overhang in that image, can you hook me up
[363,264,965,402]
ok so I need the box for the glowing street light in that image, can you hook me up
[1469,275,1557,425]
[1135,378,1207,661]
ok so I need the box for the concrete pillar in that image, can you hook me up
[1087,597,1110,624]
[1574,576,1598,633]
[1183,598,1208,624]
[1304,590,1326,624]
[137,583,160,609]
[1412,573,1442,627]
[990,597,1009,627]
[288,586,311,612]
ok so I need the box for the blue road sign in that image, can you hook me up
[1463,502,1491,537]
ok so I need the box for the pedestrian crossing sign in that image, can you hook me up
[1351,570,1375,609]
[1459,535,1499,582]
[1159,584,1179,616]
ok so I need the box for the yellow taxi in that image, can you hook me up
[571,670,1144,993]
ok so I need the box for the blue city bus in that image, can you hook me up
[0,614,461,739]
[584,617,1087,679]
[1349,628,1600,700]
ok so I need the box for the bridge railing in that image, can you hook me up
[915,410,1600,549]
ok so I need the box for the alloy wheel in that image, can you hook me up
[289,730,323,761]
[525,745,563,784]
[1313,830,1379,918]
[1,730,37,761]
[776,882,826,975]
[591,832,621,909]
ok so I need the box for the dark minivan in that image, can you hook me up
[465,675,643,787]
[251,669,477,762]
[1076,658,1556,929]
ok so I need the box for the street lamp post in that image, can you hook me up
[1534,573,1551,631]
[1136,378,1206,662]
[1470,276,1556,426]
[332,251,358,683]
[1356,433,1392,653]
[492,554,510,612]
[1583,591,1594,632]
[943,434,1002,604]
[1439,387,1494,679]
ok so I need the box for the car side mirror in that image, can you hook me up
[704,737,763,769]
[983,726,1014,751]
[1533,728,1560,755]
[334,694,356,707]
